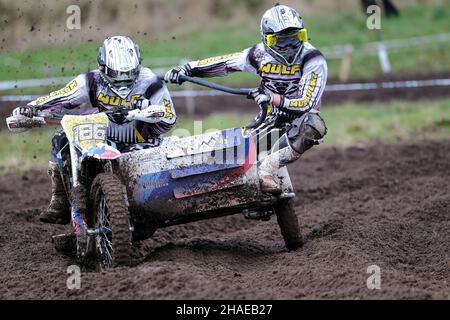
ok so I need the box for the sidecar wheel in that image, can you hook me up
[275,200,303,251]
[91,173,132,268]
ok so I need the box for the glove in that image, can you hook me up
[164,65,191,84]
[132,98,150,110]
[140,105,166,122]
[126,105,166,123]
[12,106,35,118]
[248,88,272,105]
[248,88,285,109]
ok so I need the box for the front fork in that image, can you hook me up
[68,143,117,258]
[67,143,91,257]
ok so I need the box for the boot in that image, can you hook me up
[259,145,301,193]
[40,162,71,224]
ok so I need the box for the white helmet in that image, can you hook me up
[260,5,308,66]
[98,36,142,98]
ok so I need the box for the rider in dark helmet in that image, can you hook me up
[12,36,177,224]
[165,4,327,193]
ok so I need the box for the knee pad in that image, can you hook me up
[291,112,327,153]
[304,112,327,141]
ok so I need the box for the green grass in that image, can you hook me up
[1,98,450,173]
[0,126,55,173]
[1,3,450,94]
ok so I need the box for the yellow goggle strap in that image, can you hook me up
[266,34,277,47]
[266,29,309,47]
[298,28,309,43]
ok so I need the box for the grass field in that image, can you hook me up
[1,98,449,173]
[1,3,450,94]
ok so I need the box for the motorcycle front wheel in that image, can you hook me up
[90,173,132,269]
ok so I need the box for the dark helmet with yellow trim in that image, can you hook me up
[98,36,142,98]
[260,5,308,66]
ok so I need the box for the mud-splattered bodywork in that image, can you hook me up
[116,128,294,231]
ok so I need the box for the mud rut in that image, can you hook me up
[0,139,449,299]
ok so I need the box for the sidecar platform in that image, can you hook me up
[115,128,269,226]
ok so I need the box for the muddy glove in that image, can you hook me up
[164,65,191,84]
[249,88,278,106]
[126,105,166,123]
[132,98,150,110]
[248,88,285,109]
[12,106,36,118]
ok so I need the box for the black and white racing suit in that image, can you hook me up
[26,67,177,162]
[184,42,327,156]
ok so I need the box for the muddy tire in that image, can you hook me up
[275,200,303,251]
[90,173,132,268]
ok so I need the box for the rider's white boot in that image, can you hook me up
[258,145,301,193]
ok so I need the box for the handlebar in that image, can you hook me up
[6,115,46,133]
[9,76,270,132]
[178,75,252,96]
[160,75,268,130]
[7,106,166,133]
[32,107,132,122]
[244,102,268,130]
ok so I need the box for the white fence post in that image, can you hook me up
[377,41,392,74]
[339,44,354,82]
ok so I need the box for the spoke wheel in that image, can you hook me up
[91,173,132,269]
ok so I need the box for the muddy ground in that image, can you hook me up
[0,139,449,299]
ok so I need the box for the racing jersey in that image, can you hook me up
[27,67,177,144]
[186,42,327,119]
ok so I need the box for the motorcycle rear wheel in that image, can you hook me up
[275,200,303,251]
[90,173,132,268]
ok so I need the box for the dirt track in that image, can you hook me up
[0,139,449,299]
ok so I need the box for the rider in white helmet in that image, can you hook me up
[165,4,327,193]
[12,36,177,224]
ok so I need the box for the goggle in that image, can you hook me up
[105,66,140,82]
[266,29,309,47]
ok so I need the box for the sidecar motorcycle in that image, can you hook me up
[6,78,303,269]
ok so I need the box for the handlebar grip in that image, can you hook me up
[245,102,268,130]
[6,115,46,133]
